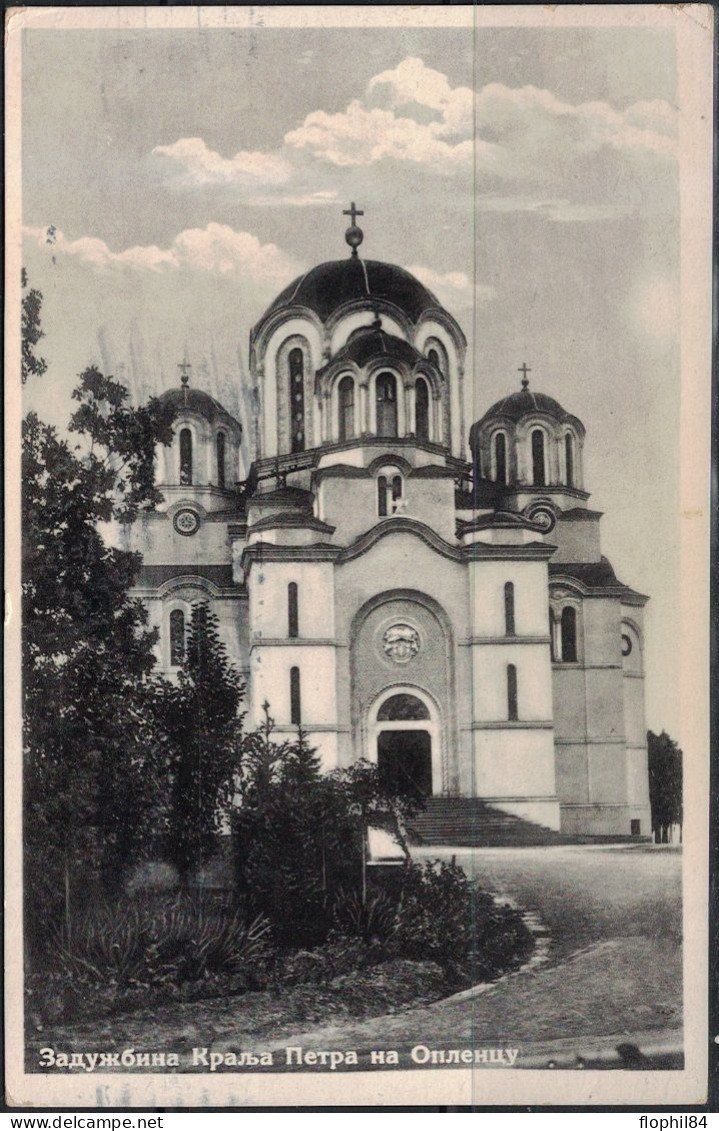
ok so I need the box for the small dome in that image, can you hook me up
[318,325,424,375]
[158,387,241,431]
[470,381,583,453]
[256,258,443,328]
[479,386,572,425]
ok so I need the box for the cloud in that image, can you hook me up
[152,137,292,186]
[149,58,677,215]
[407,264,496,311]
[23,223,301,287]
[285,58,676,180]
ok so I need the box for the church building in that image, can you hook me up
[126,207,651,842]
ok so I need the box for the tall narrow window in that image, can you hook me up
[507,664,518,721]
[179,428,193,485]
[391,475,403,510]
[338,375,355,441]
[289,348,305,453]
[290,666,301,725]
[565,433,575,487]
[415,377,430,442]
[531,429,546,486]
[561,606,578,663]
[376,372,398,437]
[288,582,299,639]
[169,608,185,666]
[216,432,226,489]
[494,432,507,484]
[377,475,388,517]
[504,582,515,636]
[428,347,441,374]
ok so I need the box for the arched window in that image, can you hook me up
[494,432,508,484]
[288,582,298,639]
[507,664,518,721]
[378,693,430,721]
[216,432,226,489]
[415,377,430,442]
[504,582,515,636]
[289,348,305,453]
[179,428,193,485]
[531,429,546,486]
[376,372,398,437]
[377,474,388,517]
[427,347,440,372]
[377,470,404,516]
[290,666,301,725]
[169,608,185,666]
[565,433,575,487]
[560,606,578,663]
[338,376,355,441]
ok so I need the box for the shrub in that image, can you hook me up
[394,861,473,967]
[332,888,399,944]
[57,893,275,990]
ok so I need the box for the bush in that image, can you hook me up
[332,888,399,944]
[394,861,472,967]
[57,892,275,990]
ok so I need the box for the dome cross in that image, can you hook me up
[343,201,365,257]
[518,362,531,389]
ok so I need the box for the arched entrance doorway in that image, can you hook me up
[368,689,440,798]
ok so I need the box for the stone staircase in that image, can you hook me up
[407,797,566,848]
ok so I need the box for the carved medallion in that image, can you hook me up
[382,623,420,665]
[173,508,200,537]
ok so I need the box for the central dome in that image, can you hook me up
[258,258,442,326]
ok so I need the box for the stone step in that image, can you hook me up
[408,797,564,847]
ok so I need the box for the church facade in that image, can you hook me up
[126,211,651,840]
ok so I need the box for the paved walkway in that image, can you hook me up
[258,844,683,1059]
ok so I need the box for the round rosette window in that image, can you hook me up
[173,508,201,537]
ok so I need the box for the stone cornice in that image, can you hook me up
[248,512,336,535]
[459,635,551,646]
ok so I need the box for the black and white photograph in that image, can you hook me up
[5,3,712,1109]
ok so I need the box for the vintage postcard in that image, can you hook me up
[4,4,713,1110]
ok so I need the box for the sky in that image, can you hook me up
[20,21,682,739]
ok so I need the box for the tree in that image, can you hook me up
[333,759,423,907]
[231,706,360,946]
[647,729,683,843]
[21,269,47,383]
[155,605,244,886]
[22,349,175,940]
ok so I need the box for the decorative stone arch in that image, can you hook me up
[324,365,362,441]
[486,422,513,484]
[549,585,584,663]
[168,412,213,486]
[413,315,467,457]
[159,578,218,669]
[560,424,584,490]
[367,684,444,797]
[620,617,643,674]
[325,298,414,347]
[275,333,315,455]
[327,304,409,352]
[250,305,326,370]
[349,588,456,795]
[516,416,556,486]
[366,362,407,436]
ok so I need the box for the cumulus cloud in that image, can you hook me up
[284,58,676,181]
[23,223,301,287]
[408,264,496,311]
[152,137,292,186]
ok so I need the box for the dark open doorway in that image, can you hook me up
[377,730,433,798]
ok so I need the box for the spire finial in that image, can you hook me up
[343,201,364,257]
[518,361,531,389]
